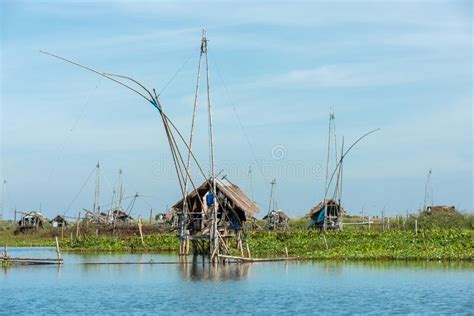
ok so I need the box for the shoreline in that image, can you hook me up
[2,229,472,261]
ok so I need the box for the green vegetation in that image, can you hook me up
[64,234,179,252]
[242,229,473,260]
[0,221,56,247]
[1,211,473,260]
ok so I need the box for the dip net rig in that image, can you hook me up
[41,30,252,263]
[306,109,380,232]
[321,125,380,232]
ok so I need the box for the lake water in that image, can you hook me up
[1,247,473,315]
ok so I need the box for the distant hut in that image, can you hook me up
[109,209,133,223]
[16,211,47,233]
[172,177,259,234]
[155,213,166,222]
[247,216,261,230]
[426,205,456,215]
[50,215,68,228]
[263,210,289,230]
[308,199,344,230]
[157,209,178,227]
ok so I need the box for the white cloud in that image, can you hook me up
[260,63,415,88]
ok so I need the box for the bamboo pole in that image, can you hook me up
[75,212,81,238]
[138,218,145,247]
[55,236,62,262]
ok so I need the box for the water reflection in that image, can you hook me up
[178,255,251,281]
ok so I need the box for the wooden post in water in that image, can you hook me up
[246,243,251,259]
[55,236,62,263]
[323,234,329,250]
[138,217,145,247]
[285,246,289,258]
[75,212,81,238]
[237,231,244,257]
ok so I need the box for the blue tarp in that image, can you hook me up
[206,194,215,206]
[231,214,241,229]
[317,209,325,224]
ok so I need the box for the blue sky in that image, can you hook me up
[1,0,472,219]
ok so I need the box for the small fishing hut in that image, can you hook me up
[83,209,132,225]
[16,211,47,233]
[426,205,456,214]
[50,215,68,228]
[108,209,133,223]
[263,210,289,230]
[172,177,259,248]
[156,210,178,227]
[308,199,344,230]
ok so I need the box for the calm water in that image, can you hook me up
[1,248,473,315]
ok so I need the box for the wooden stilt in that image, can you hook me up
[75,212,81,238]
[138,218,145,247]
[55,236,62,263]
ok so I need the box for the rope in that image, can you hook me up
[157,47,199,97]
[209,53,270,189]
[47,76,103,182]
[63,165,97,216]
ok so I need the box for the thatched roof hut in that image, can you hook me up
[262,210,289,221]
[263,210,289,230]
[110,209,133,222]
[308,199,344,229]
[172,177,259,231]
[426,205,456,214]
[50,215,68,228]
[16,211,47,233]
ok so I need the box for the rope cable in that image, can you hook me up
[209,52,270,189]
[47,76,103,182]
[157,47,199,97]
[63,165,97,216]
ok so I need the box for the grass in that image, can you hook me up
[1,211,473,260]
[242,229,474,260]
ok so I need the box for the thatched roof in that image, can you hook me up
[263,210,289,220]
[50,215,67,223]
[22,211,47,222]
[308,199,344,216]
[163,210,175,222]
[173,177,259,216]
[427,205,456,214]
